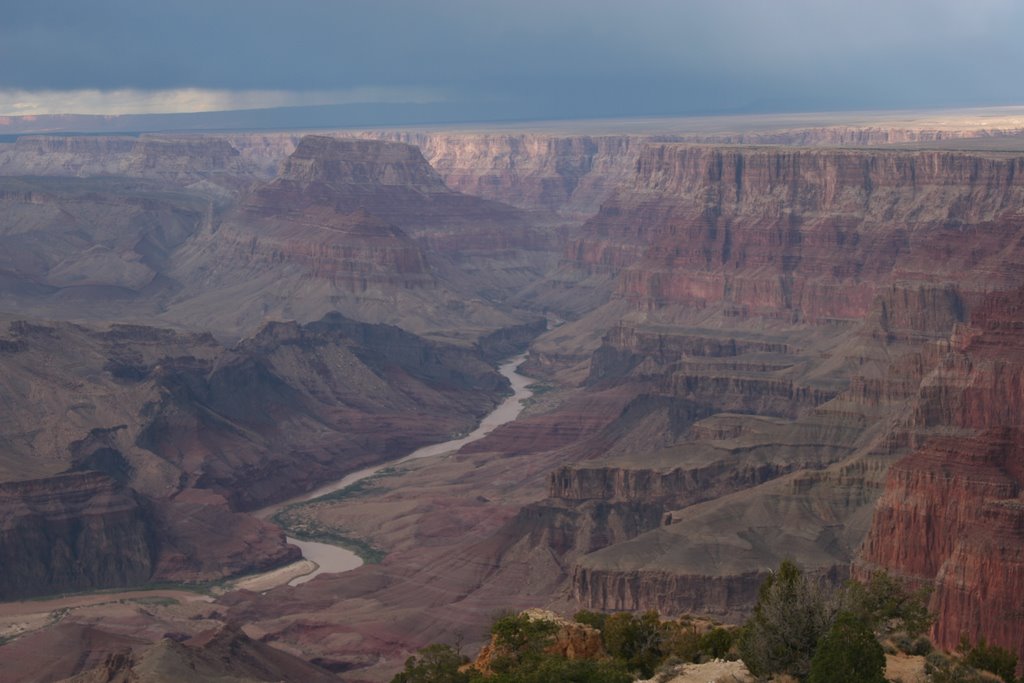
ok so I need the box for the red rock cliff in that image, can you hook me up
[857,287,1024,666]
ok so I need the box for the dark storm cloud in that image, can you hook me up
[2,0,1023,117]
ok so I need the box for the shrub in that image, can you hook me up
[843,570,931,638]
[738,560,836,680]
[962,637,1019,683]
[908,635,933,657]
[602,610,665,678]
[924,651,989,683]
[660,619,702,663]
[698,627,734,659]
[807,611,886,683]
[573,609,607,632]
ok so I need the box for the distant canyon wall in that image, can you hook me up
[566,144,1024,321]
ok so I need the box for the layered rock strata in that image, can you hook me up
[167,136,549,340]
[565,145,1024,319]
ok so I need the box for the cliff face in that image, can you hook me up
[566,145,1024,320]
[0,472,153,600]
[857,288,1024,665]
[364,132,643,218]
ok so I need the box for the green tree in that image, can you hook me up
[391,643,471,683]
[488,613,558,674]
[602,610,665,677]
[807,611,887,683]
[738,560,836,680]
[698,627,735,659]
[573,609,607,632]
[843,570,931,638]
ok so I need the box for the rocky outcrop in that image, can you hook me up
[150,489,300,582]
[470,608,605,675]
[857,287,1024,667]
[0,471,297,600]
[137,312,509,510]
[476,318,549,361]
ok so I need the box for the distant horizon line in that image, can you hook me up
[3,102,1024,138]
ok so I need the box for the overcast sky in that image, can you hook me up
[2,0,1023,120]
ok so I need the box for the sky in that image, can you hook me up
[2,0,1023,122]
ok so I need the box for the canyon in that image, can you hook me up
[0,112,1021,681]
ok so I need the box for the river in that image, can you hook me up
[258,353,535,586]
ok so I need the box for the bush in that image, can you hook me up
[660,620,702,663]
[924,651,989,683]
[843,570,931,638]
[602,610,665,678]
[962,637,1019,683]
[391,643,471,683]
[487,656,631,683]
[573,610,607,632]
[807,611,886,683]
[738,560,836,680]
[698,627,734,659]
[908,635,933,657]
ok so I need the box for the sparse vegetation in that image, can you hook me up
[398,565,1013,683]
[271,511,387,564]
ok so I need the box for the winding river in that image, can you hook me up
[258,353,535,586]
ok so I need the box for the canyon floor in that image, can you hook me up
[0,108,1022,682]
